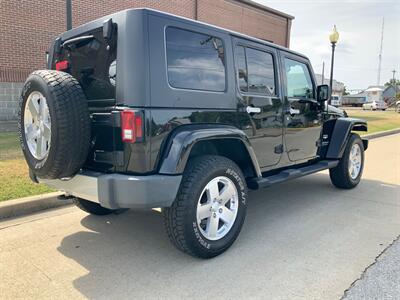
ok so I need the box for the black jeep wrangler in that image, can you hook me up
[19,9,368,258]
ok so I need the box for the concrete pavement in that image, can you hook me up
[343,236,400,300]
[1,134,399,299]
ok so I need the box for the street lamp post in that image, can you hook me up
[328,25,339,104]
[66,0,72,30]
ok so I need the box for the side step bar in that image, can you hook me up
[248,160,339,190]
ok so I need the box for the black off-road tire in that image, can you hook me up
[73,198,117,216]
[163,155,248,258]
[18,70,91,179]
[329,133,365,189]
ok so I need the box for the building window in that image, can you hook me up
[166,27,226,92]
[284,58,314,99]
[235,46,276,96]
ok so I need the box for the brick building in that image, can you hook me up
[0,0,293,121]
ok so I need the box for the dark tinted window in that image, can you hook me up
[235,46,276,95]
[284,58,314,99]
[246,48,275,95]
[166,27,226,92]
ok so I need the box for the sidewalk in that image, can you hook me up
[343,236,400,299]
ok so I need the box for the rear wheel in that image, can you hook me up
[163,155,247,258]
[73,198,117,215]
[329,133,364,189]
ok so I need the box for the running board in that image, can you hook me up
[248,160,339,189]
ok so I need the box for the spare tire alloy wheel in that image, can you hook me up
[24,91,51,160]
[19,70,91,179]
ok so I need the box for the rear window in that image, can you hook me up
[165,27,226,92]
[54,27,117,102]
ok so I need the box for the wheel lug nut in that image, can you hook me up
[218,208,222,213]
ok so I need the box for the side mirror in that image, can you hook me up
[317,84,330,102]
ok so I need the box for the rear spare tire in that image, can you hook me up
[18,70,91,179]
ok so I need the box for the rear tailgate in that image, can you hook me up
[50,25,119,172]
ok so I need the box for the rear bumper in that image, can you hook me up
[39,171,182,209]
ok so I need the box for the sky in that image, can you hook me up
[255,0,399,91]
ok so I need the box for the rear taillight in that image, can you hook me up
[120,110,143,143]
[55,60,69,71]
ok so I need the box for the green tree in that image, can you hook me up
[384,78,400,87]
[342,85,350,95]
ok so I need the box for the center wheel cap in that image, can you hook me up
[211,201,220,212]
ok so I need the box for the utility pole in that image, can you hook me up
[66,0,72,30]
[321,62,325,84]
[377,17,384,86]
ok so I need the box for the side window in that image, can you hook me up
[246,48,275,95]
[235,45,276,96]
[284,58,314,99]
[165,27,226,92]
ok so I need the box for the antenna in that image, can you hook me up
[377,17,384,85]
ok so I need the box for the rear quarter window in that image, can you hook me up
[165,27,226,92]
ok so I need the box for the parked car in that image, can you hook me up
[396,100,400,113]
[330,95,341,107]
[18,9,368,258]
[362,100,387,111]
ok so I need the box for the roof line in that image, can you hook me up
[236,0,295,20]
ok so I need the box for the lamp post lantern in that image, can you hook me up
[328,25,339,104]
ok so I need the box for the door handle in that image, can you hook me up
[246,106,261,114]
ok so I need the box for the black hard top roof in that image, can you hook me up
[61,8,308,60]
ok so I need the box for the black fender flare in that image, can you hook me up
[325,117,368,159]
[158,124,262,177]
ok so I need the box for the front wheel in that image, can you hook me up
[329,133,365,189]
[163,155,247,258]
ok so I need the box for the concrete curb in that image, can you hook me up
[0,192,72,220]
[363,128,400,140]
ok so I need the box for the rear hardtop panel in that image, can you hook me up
[49,9,150,108]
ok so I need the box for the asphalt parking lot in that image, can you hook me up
[1,134,399,299]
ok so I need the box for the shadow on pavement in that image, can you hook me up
[58,173,400,299]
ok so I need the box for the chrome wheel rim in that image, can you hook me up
[24,91,51,160]
[196,176,239,241]
[348,143,362,180]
